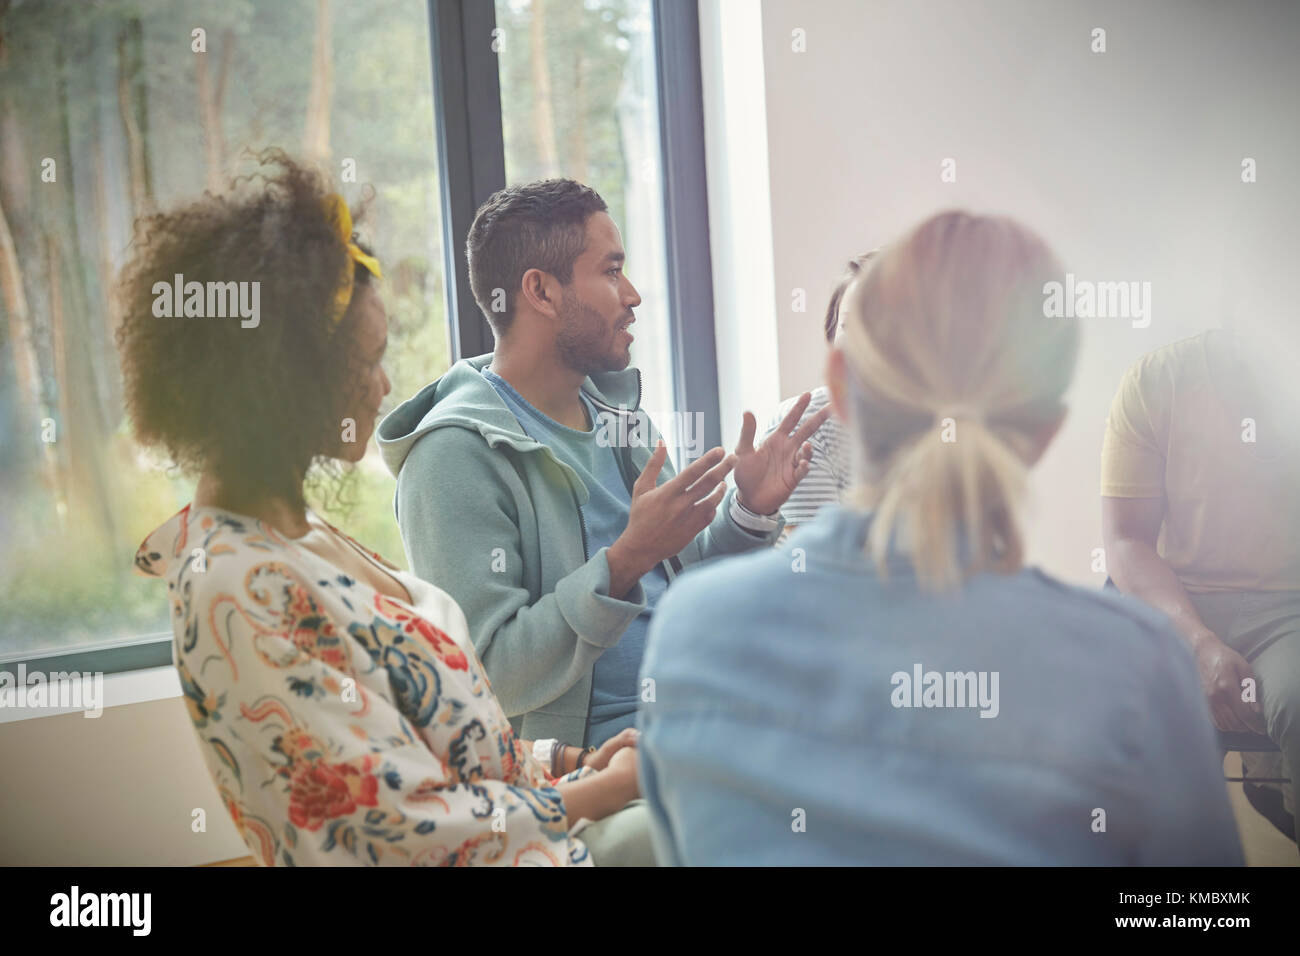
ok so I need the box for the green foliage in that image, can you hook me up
[496,0,641,226]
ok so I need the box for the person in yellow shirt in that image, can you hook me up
[1101,325,1300,844]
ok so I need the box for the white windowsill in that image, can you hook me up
[0,665,182,725]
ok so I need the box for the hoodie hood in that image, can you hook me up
[376,352,643,478]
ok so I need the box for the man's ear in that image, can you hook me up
[825,348,851,423]
[519,267,562,320]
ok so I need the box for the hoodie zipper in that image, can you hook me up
[574,492,589,562]
[582,368,644,748]
[585,367,642,495]
[586,373,680,582]
[571,485,592,750]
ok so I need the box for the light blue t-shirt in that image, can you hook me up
[481,368,668,748]
[637,504,1244,866]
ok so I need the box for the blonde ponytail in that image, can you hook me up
[858,412,1028,590]
[838,211,1078,591]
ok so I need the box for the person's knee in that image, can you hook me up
[1257,646,1300,752]
[581,799,658,866]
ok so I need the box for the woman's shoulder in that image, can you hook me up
[136,505,309,671]
[302,509,475,650]
[135,503,353,647]
[138,503,476,668]
[307,509,404,572]
[148,506,335,605]
[135,504,292,586]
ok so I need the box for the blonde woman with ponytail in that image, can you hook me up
[637,211,1243,866]
[829,212,1076,590]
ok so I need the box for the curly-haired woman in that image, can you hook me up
[120,151,644,866]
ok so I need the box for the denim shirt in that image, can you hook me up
[636,505,1243,865]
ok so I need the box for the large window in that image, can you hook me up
[0,0,715,669]
[494,0,674,421]
[0,0,448,659]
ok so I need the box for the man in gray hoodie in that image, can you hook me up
[378,178,826,752]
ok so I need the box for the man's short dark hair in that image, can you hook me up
[466,179,608,334]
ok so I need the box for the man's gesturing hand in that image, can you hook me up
[606,441,735,598]
[732,392,831,516]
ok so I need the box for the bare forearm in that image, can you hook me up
[1108,537,1216,652]
[555,772,634,828]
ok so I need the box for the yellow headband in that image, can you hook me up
[323,193,382,325]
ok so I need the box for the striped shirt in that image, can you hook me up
[761,386,852,531]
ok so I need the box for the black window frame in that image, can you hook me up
[431,0,722,448]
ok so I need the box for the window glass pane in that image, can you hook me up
[0,0,447,658]
[493,0,675,435]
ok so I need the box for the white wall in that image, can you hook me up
[0,672,247,865]
[700,0,782,451]
[751,0,1300,582]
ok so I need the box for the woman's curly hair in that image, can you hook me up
[115,148,374,511]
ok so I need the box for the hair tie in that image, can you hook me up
[322,193,382,325]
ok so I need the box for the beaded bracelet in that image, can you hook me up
[549,740,563,777]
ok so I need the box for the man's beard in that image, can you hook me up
[555,288,629,375]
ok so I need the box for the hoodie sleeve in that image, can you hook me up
[683,486,784,566]
[396,426,646,723]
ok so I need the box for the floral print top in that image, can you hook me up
[135,504,593,866]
